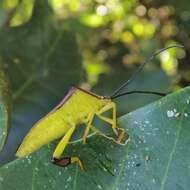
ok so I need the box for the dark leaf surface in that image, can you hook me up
[0,67,10,151]
[0,0,82,164]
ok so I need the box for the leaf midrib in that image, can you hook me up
[160,101,186,190]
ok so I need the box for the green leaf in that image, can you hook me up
[0,87,189,189]
[0,66,10,151]
[1,0,35,27]
[0,0,82,164]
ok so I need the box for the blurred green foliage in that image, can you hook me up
[1,0,189,87]
[0,0,189,166]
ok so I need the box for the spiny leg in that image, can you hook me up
[52,125,85,171]
[82,113,94,144]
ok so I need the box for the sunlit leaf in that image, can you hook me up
[80,13,106,28]
[2,0,35,27]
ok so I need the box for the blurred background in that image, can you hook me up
[0,0,189,165]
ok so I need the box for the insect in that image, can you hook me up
[16,45,183,170]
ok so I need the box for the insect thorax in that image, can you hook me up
[60,89,111,123]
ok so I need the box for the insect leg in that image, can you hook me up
[83,113,116,144]
[83,113,94,144]
[52,126,85,170]
[96,115,113,125]
[91,126,129,145]
[53,157,85,171]
[96,102,117,134]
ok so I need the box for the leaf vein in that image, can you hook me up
[160,103,187,190]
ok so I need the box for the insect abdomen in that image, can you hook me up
[16,113,71,157]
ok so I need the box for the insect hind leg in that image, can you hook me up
[52,156,85,171]
[52,157,71,167]
[71,157,85,170]
[52,125,85,171]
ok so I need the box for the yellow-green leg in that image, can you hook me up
[82,113,94,144]
[82,113,116,144]
[52,125,85,171]
[96,102,117,134]
[82,102,117,144]
[96,102,129,144]
[82,102,128,146]
[91,125,129,145]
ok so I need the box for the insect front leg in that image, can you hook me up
[82,112,114,144]
[96,102,129,144]
[96,102,118,135]
[52,125,85,171]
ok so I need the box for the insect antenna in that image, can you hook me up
[111,90,166,100]
[110,45,184,99]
